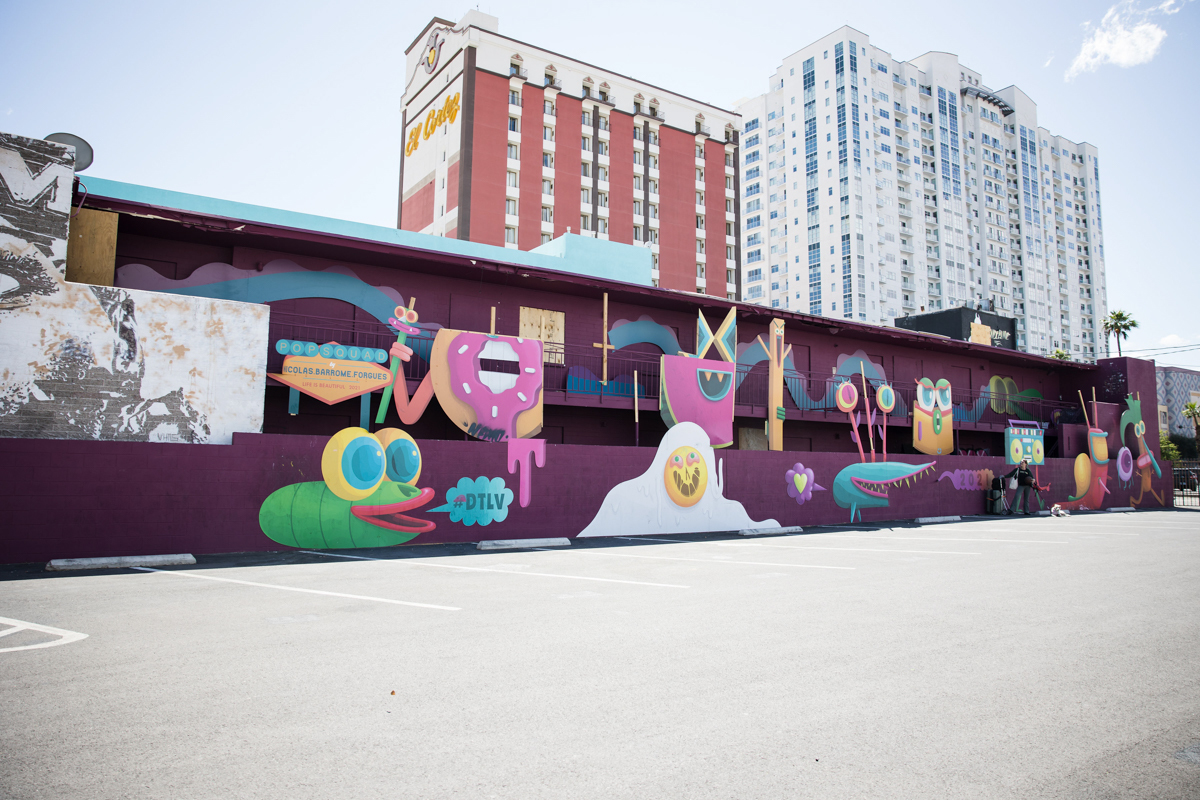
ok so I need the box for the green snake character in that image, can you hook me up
[259,427,436,549]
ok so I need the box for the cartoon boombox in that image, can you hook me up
[1005,424,1045,466]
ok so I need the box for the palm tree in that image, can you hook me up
[1050,348,1070,360]
[1184,402,1200,447]
[1102,310,1139,357]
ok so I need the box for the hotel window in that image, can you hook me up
[633,200,643,216]
[726,245,734,259]
[505,198,518,216]
[633,151,643,165]
[726,199,733,212]
[580,214,591,231]
[543,100,555,115]
[696,191,704,204]
[696,215,704,229]
[505,227,517,243]
[597,192,608,207]
[727,269,735,284]
[582,86,592,99]
[634,175,643,190]
[581,188,591,204]
[649,105,658,118]
[581,163,591,178]
[508,117,519,132]
[507,144,519,160]
[649,203,658,219]
[581,136,591,152]
[542,179,553,195]
[649,156,658,169]
[696,240,705,254]
[726,176,733,189]
[696,145,704,158]
[649,180,658,195]
[509,62,523,77]
[633,225,642,241]
[508,90,520,106]
[598,218,608,234]
[541,206,553,223]
[696,167,704,180]
[581,110,592,125]
[507,171,519,188]
[543,126,553,141]
[542,152,553,168]
[541,233,552,244]
[696,263,705,278]
[634,101,643,114]
[725,222,733,236]
[598,167,608,181]
[649,230,659,244]
[597,141,608,156]
[726,153,733,167]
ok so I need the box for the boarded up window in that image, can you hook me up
[519,306,565,364]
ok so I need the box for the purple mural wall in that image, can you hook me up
[0,429,1173,565]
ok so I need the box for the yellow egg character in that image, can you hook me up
[912,377,954,456]
[663,446,708,507]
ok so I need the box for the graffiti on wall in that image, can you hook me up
[259,427,436,548]
[578,421,778,537]
[913,378,954,456]
[1119,393,1164,506]
[1005,424,1045,466]
[659,309,738,448]
[429,477,514,526]
[271,339,393,404]
[0,132,268,444]
[938,468,995,491]
[785,462,825,506]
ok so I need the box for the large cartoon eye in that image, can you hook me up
[935,379,952,411]
[875,384,896,413]
[1134,421,1146,437]
[916,378,935,411]
[322,427,387,501]
[836,381,859,413]
[375,428,422,484]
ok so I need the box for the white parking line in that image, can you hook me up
[811,534,1068,544]
[132,567,461,611]
[0,616,89,653]
[535,548,855,570]
[614,537,700,544]
[300,551,691,589]
[716,542,981,555]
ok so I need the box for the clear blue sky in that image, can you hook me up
[3,0,1195,364]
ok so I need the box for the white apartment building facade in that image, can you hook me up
[736,27,1106,360]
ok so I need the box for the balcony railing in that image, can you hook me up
[267,314,1080,431]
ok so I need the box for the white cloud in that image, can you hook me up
[1064,0,1188,80]
[1160,333,1189,346]
[1044,54,1055,67]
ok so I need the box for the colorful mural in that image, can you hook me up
[1059,396,1110,511]
[1005,424,1045,466]
[429,477,513,526]
[1119,393,1164,507]
[938,468,996,491]
[757,319,790,451]
[259,427,436,548]
[833,461,937,523]
[271,339,393,405]
[785,463,824,506]
[578,422,778,537]
[913,377,954,456]
[658,308,739,448]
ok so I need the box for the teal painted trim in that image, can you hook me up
[82,177,652,286]
[609,319,681,354]
[157,271,399,326]
[288,388,300,415]
[360,394,371,430]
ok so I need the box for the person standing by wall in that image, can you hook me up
[1004,458,1036,515]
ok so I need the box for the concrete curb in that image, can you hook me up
[916,515,961,524]
[1106,507,1136,512]
[46,554,196,571]
[478,538,571,550]
[739,526,803,536]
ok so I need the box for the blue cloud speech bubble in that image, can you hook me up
[430,477,513,526]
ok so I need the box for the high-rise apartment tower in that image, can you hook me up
[736,27,1106,359]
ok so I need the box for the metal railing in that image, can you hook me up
[266,313,1077,430]
[1173,460,1199,507]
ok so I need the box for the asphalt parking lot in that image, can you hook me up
[2,510,1199,799]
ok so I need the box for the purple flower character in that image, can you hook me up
[785,463,826,506]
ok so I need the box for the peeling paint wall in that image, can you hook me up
[0,131,268,444]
